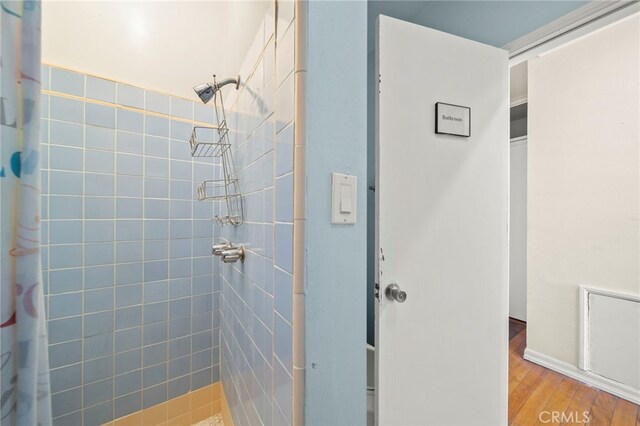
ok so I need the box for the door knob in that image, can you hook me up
[385,283,407,303]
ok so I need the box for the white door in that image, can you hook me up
[376,16,509,426]
[509,137,527,321]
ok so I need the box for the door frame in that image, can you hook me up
[506,0,639,65]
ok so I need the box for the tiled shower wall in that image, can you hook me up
[217,1,295,425]
[41,66,221,425]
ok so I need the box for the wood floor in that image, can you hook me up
[509,319,639,425]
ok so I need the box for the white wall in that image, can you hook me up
[527,15,639,366]
[510,62,528,105]
[509,138,527,321]
[42,1,269,99]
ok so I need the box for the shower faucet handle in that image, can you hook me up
[212,242,230,256]
[221,246,245,264]
[385,283,407,303]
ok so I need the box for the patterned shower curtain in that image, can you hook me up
[0,1,52,425]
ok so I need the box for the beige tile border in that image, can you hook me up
[292,1,308,425]
[103,382,224,426]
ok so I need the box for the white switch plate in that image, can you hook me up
[331,172,357,224]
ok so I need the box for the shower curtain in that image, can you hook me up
[0,1,52,425]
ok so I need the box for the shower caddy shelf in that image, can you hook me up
[189,76,244,227]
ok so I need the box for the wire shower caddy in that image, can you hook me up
[190,76,244,226]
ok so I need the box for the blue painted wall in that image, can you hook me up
[304,0,368,424]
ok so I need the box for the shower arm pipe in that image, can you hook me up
[212,76,241,92]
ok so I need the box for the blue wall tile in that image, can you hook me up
[170,119,192,141]
[116,241,143,264]
[145,115,170,137]
[171,97,193,120]
[115,327,142,353]
[85,265,115,290]
[116,220,143,242]
[49,292,83,319]
[114,392,141,419]
[83,400,113,426]
[85,173,115,196]
[48,318,82,345]
[145,135,169,158]
[117,153,143,176]
[51,97,84,124]
[117,83,144,109]
[117,131,143,154]
[49,195,82,219]
[42,65,50,90]
[50,120,83,147]
[49,340,82,368]
[49,220,83,245]
[51,387,82,418]
[49,171,83,196]
[50,146,83,171]
[114,369,142,396]
[115,306,142,330]
[143,343,167,367]
[85,221,115,243]
[86,125,115,151]
[84,356,114,384]
[85,288,114,313]
[142,383,167,408]
[85,197,115,219]
[86,103,116,128]
[145,91,170,115]
[83,332,114,360]
[117,109,144,133]
[51,68,84,97]
[145,178,169,199]
[50,363,82,393]
[84,311,114,337]
[49,244,83,269]
[83,378,113,407]
[275,174,294,222]
[274,223,293,273]
[115,349,142,376]
[86,76,116,103]
[85,149,114,173]
[49,268,83,294]
[116,175,143,197]
[85,242,114,266]
[274,268,293,323]
[143,363,167,388]
[45,67,219,421]
[142,322,168,345]
[116,199,143,219]
[115,284,142,307]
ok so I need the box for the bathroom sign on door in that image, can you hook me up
[435,102,470,137]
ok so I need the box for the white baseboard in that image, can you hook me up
[523,348,640,405]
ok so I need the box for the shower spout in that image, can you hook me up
[193,74,241,104]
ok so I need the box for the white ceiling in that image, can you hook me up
[42,0,270,100]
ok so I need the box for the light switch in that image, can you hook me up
[332,172,357,224]
[340,184,352,213]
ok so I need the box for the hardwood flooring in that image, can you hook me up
[508,319,639,425]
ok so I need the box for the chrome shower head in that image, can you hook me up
[193,75,241,104]
[194,83,216,104]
